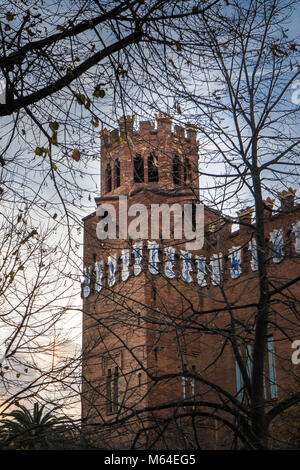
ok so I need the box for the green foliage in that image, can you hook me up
[0,402,73,450]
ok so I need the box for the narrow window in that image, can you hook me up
[191,365,196,408]
[154,347,158,362]
[246,343,260,399]
[138,372,142,387]
[134,154,144,182]
[105,163,112,192]
[148,153,159,182]
[114,159,121,188]
[182,364,187,399]
[173,155,181,185]
[184,158,191,186]
[152,285,157,303]
[267,335,277,399]
[113,367,120,412]
[137,312,141,326]
[183,366,195,402]
[246,344,253,378]
[191,365,196,395]
[192,202,196,230]
[235,357,244,402]
[106,368,113,413]
[236,345,261,402]
[182,376,186,399]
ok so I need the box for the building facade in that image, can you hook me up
[82,115,300,449]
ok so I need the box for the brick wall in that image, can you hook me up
[82,117,300,449]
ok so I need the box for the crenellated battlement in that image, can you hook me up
[82,213,300,298]
[100,114,200,197]
[100,114,198,152]
[83,188,300,298]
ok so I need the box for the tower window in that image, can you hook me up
[173,155,181,185]
[192,202,196,230]
[184,158,191,186]
[148,153,159,182]
[134,154,144,183]
[105,163,112,192]
[114,159,121,188]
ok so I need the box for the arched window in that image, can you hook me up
[134,154,144,183]
[114,159,121,188]
[184,158,191,186]
[173,155,181,185]
[105,163,112,192]
[148,152,159,182]
[106,366,119,414]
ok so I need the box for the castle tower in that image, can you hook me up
[81,114,300,450]
[81,115,205,448]
[99,114,199,199]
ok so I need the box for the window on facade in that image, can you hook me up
[106,368,113,413]
[138,372,142,387]
[267,335,277,399]
[182,365,196,405]
[235,345,248,403]
[148,153,159,182]
[182,364,187,400]
[182,376,186,400]
[114,159,121,188]
[235,345,254,402]
[246,344,253,378]
[134,154,144,182]
[152,285,157,303]
[173,155,181,185]
[191,365,196,408]
[235,339,277,403]
[192,202,196,230]
[113,367,120,411]
[105,163,112,192]
[106,366,119,413]
[184,158,191,186]
[235,356,244,403]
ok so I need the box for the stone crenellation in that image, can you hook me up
[100,114,198,151]
[99,114,200,199]
[82,210,300,298]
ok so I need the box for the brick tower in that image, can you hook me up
[82,115,300,450]
[81,114,207,448]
